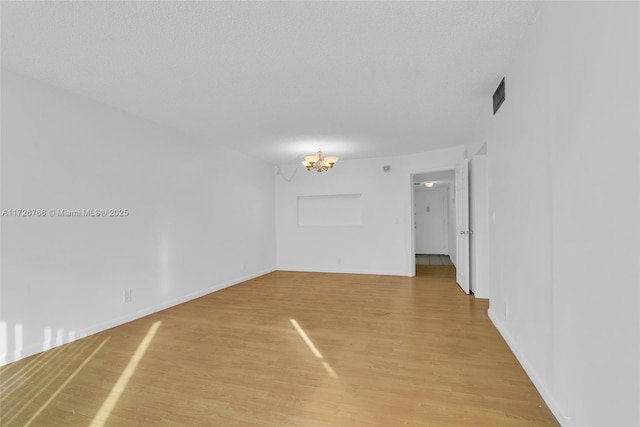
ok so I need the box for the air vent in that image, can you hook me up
[493,77,505,115]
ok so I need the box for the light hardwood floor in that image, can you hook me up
[1,266,558,426]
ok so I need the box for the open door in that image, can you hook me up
[455,159,470,294]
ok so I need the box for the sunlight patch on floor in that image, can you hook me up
[90,321,161,427]
[289,318,338,379]
[2,335,100,425]
[24,337,110,426]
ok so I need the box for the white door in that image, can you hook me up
[455,160,470,294]
[414,190,447,254]
[469,155,490,298]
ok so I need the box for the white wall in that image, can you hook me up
[484,3,639,425]
[0,71,276,365]
[414,188,447,255]
[276,147,465,277]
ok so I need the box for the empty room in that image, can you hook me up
[1,1,638,426]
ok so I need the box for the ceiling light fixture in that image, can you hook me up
[301,150,339,173]
[425,182,435,187]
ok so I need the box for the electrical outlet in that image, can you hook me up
[123,289,133,303]
[505,303,509,317]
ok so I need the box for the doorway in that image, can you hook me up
[412,169,456,274]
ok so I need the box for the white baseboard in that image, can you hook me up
[0,268,275,366]
[487,308,570,426]
[85,267,276,338]
[276,266,405,277]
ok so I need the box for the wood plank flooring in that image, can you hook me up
[0,266,558,426]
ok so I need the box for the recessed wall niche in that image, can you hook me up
[297,194,363,227]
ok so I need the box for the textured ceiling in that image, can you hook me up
[1,1,539,164]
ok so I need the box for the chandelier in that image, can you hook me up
[301,150,339,173]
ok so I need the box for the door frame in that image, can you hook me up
[409,166,457,277]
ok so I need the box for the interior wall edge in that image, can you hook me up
[488,308,568,426]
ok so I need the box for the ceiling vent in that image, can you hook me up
[493,77,506,115]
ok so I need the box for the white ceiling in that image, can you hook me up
[1,1,539,165]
